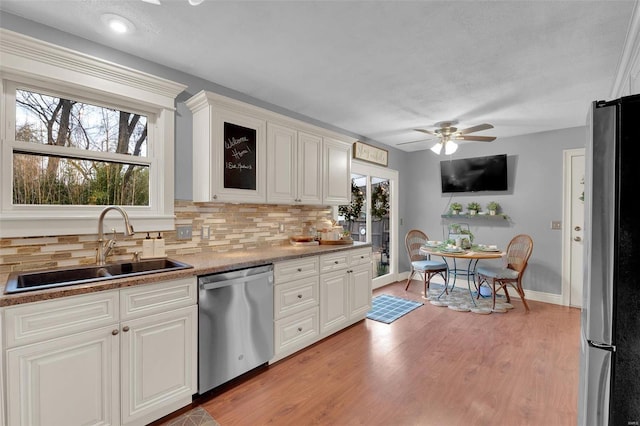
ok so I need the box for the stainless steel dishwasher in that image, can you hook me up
[198,264,274,394]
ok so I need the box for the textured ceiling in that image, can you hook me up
[0,0,635,151]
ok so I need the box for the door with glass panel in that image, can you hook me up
[338,163,398,288]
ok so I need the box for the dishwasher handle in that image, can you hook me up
[199,270,273,291]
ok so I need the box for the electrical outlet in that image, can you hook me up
[201,225,210,240]
[551,221,562,230]
[176,225,192,240]
[279,223,285,233]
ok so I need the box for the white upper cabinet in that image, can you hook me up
[267,123,322,204]
[323,137,352,204]
[187,91,354,205]
[186,91,267,203]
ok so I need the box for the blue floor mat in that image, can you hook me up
[366,294,423,324]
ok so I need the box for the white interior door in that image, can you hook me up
[562,148,585,307]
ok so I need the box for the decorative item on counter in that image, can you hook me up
[316,218,334,240]
[289,235,319,246]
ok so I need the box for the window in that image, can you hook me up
[0,29,186,237]
[13,87,150,206]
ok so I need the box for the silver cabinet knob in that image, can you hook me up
[112,329,119,336]
[122,326,130,332]
[574,226,582,231]
[574,236,582,242]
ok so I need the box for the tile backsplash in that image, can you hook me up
[0,201,333,274]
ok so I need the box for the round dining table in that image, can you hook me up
[419,245,504,306]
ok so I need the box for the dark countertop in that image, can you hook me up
[0,242,371,307]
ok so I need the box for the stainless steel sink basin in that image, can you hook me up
[4,258,193,294]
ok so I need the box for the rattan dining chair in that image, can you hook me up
[476,234,534,312]
[404,229,448,297]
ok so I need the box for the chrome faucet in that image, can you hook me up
[97,206,134,265]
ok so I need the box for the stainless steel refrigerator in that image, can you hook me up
[578,94,640,425]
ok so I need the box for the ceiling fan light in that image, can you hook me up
[188,0,205,4]
[430,142,443,155]
[445,141,458,155]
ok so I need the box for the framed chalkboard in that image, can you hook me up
[223,122,257,190]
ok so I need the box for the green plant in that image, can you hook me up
[467,202,481,212]
[338,181,365,222]
[487,201,500,212]
[450,202,463,213]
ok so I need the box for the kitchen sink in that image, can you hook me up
[4,258,193,294]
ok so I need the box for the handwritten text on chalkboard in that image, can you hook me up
[223,122,257,190]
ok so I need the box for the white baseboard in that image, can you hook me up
[395,271,564,306]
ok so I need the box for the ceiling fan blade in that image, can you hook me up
[455,135,496,142]
[414,128,437,136]
[397,138,436,146]
[458,123,494,135]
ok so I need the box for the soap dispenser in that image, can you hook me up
[154,232,165,257]
[142,233,154,258]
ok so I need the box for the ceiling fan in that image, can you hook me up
[399,121,496,155]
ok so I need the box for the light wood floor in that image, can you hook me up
[199,280,581,425]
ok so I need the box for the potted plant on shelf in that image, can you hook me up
[487,201,500,216]
[467,202,481,215]
[450,202,463,215]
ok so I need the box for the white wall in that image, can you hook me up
[402,126,586,295]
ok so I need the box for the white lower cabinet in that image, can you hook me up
[6,325,120,426]
[320,248,372,334]
[3,277,197,426]
[273,247,372,362]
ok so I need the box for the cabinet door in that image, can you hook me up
[297,131,323,204]
[319,270,349,334]
[349,263,373,320]
[323,137,351,204]
[211,107,267,203]
[266,122,297,204]
[6,326,120,426]
[120,305,197,426]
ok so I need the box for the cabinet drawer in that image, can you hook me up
[274,276,319,320]
[120,277,197,321]
[274,256,319,283]
[349,248,372,266]
[4,291,119,349]
[274,307,319,354]
[319,252,349,273]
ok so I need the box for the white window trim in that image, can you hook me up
[0,29,186,238]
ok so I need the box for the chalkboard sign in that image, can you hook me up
[223,122,257,190]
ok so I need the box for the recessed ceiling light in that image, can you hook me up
[101,13,135,35]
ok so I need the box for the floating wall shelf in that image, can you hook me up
[441,213,509,220]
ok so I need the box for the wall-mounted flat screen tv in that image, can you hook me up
[440,154,508,193]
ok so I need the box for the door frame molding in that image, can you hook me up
[351,160,399,289]
[561,148,585,306]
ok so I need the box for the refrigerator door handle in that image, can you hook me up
[588,340,616,352]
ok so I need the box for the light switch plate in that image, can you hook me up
[176,225,192,240]
[201,225,210,240]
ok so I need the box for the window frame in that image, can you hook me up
[0,29,186,238]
